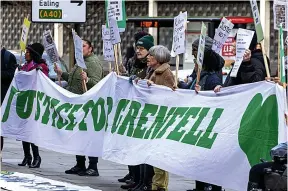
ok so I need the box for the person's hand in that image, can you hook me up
[214,85,222,93]
[147,80,154,87]
[54,65,63,76]
[129,75,137,84]
[243,49,251,62]
[266,77,282,86]
[81,71,88,82]
[195,84,201,93]
[171,85,177,91]
[36,66,43,71]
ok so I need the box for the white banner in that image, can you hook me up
[42,30,60,64]
[230,29,255,77]
[1,71,287,191]
[212,17,234,54]
[171,11,187,57]
[72,29,86,69]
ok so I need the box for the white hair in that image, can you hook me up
[149,45,171,64]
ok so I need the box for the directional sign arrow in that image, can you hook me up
[71,0,83,6]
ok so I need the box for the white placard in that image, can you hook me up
[230,29,255,77]
[107,0,123,21]
[250,0,264,42]
[32,0,86,23]
[109,17,121,45]
[72,30,86,69]
[103,40,115,62]
[212,17,234,54]
[273,0,288,31]
[102,25,111,40]
[197,22,207,67]
[42,30,60,64]
[171,11,187,57]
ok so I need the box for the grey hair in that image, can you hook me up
[148,45,171,64]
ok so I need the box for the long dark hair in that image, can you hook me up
[83,39,94,53]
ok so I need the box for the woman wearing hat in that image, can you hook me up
[18,42,49,168]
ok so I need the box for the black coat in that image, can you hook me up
[224,49,270,87]
[1,48,17,104]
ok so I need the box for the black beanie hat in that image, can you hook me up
[26,43,44,58]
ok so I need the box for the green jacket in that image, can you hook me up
[62,53,103,94]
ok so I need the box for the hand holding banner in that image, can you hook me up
[230,29,255,77]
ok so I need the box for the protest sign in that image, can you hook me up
[196,22,207,68]
[273,0,288,31]
[42,30,60,64]
[171,11,187,56]
[102,25,111,41]
[20,17,31,52]
[72,29,86,69]
[250,0,264,42]
[103,40,115,62]
[105,0,126,31]
[212,17,234,54]
[230,29,255,77]
[1,70,287,191]
[109,17,121,45]
[279,24,286,84]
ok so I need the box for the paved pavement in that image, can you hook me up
[1,138,196,191]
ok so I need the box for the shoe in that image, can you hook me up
[126,180,135,184]
[133,184,152,191]
[118,173,132,183]
[80,168,99,176]
[121,182,137,190]
[65,165,86,174]
[29,156,41,168]
[18,156,32,166]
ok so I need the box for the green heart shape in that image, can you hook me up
[239,93,279,167]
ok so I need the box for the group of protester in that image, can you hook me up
[0,28,284,191]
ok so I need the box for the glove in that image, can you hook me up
[129,75,137,84]
[36,66,43,71]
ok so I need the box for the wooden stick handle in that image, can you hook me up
[260,41,271,78]
[80,68,87,92]
[196,67,201,85]
[175,55,180,87]
[109,62,112,73]
[114,44,119,75]
[54,63,62,87]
